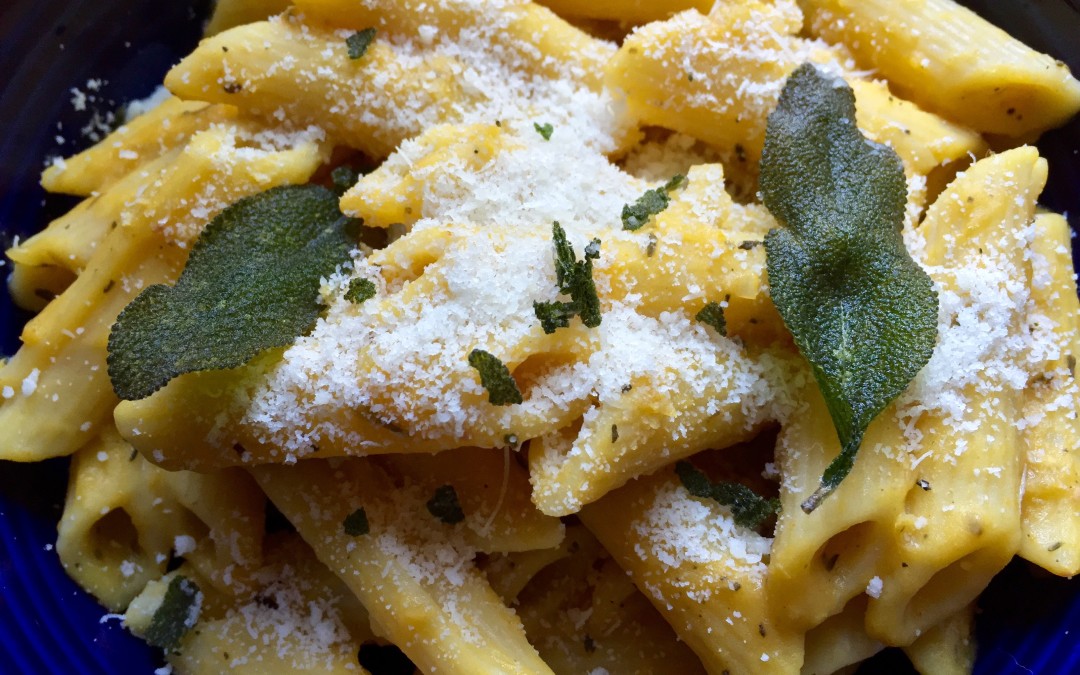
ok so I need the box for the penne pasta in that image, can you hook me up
[4,2,1080,672]
[798,0,1080,138]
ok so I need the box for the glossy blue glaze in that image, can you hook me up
[0,1,1077,673]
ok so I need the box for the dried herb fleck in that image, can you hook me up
[346,28,377,60]
[345,278,376,305]
[343,508,369,536]
[695,302,727,336]
[533,122,554,140]
[427,485,465,524]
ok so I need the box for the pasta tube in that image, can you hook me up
[1018,212,1080,576]
[252,458,555,675]
[581,468,803,674]
[798,0,1080,138]
[606,2,986,188]
[865,148,1044,644]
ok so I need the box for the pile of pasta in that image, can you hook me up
[3,0,1080,672]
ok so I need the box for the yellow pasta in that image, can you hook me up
[582,465,804,674]
[168,533,378,673]
[41,98,235,196]
[800,596,884,674]
[902,604,976,675]
[252,457,556,674]
[511,524,707,674]
[538,0,709,24]
[57,425,263,610]
[798,0,1080,138]
[115,151,779,478]
[14,150,184,280]
[769,369,915,632]
[605,2,987,191]
[166,2,632,158]
[3,1,1080,673]
[1018,212,1080,576]
[865,149,1042,645]
[205,0,293,36]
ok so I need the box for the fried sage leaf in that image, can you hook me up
[760,64,938,513]
[108,184,357,400]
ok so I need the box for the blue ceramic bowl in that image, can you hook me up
[0,1,1078,673]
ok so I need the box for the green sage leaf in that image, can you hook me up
[108,184,357,400]
[760,64,938,513]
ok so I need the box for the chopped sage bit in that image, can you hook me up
[760,64,937,513]
[622,188,668,231]
[534,122,554,140]
[145,576,201,651]
[107,185,358,401]
[536,222,602,332]
[427,485,465,524]
[534,300,575,333]
[695,302,727,336]
[738,240,762,250]
[645,233,658,257]
[675,461,779,530]
[611,424,619,443]
[343,508,369,536]
[331,165,359,195]
[621,174,687,231]
[346,28,376,60]
[664,174,688,191]
[345,278,376,305]
[468,348,523,405]
[552,221,577,288]
[574,238,603,329]
[916,478,931,491]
